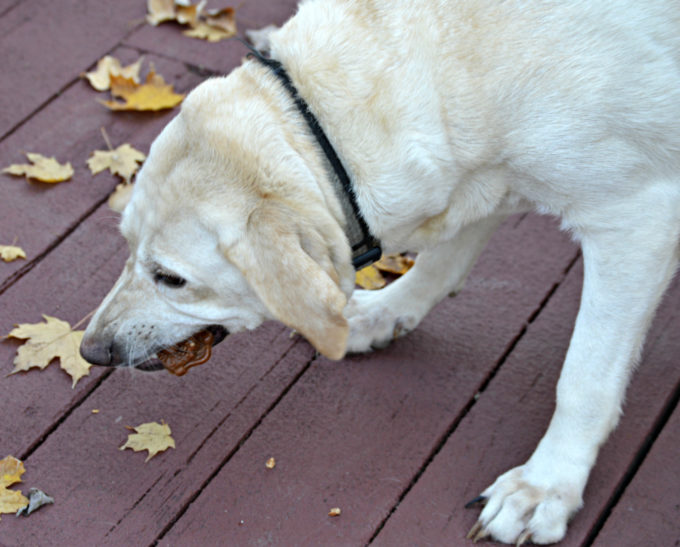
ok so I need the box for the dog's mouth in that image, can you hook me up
[136,325,228,375]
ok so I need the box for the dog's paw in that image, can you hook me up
[466,466,583,545]
[344,289,421,353]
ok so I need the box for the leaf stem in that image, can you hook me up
[100,127,114,152]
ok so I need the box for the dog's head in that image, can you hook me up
[80,70,355,370]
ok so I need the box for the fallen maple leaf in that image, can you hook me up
[7,315,91,388]
[183,8,236,42]
[0,456,25,489]
[147,0,175,24]
[374,254,415,275]
[88,144,146,183]
[147,0,195,25]
[82,55,143,92]
[120,421,175,462]
[3,153,73,183]
[355,265,387,290]
[0,245,26,262]
[0,456,29,520]
[147,0,237,42]
[355,254,415,290]
[101,68,185,111]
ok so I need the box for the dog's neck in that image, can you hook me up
[239,40,382,269]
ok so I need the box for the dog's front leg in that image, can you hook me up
[345,215,504,352]
[470,201,680,545]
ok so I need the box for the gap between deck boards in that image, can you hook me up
[151,350,320,545]
[583,368,680,545]
[366,249,582,545]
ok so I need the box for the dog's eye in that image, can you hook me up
[154,272,186,288]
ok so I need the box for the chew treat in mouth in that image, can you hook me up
[158,330,214,376]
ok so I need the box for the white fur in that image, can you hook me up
[82,1,680,543]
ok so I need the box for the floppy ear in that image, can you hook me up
[226,203,349,360]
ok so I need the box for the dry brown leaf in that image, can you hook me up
[3,153,73,183]
[102,69,184,111]
[0,245,26,262]
[82,56,143,92]
[374,254,415,275]
[355,265,386,290]
[265,457,276,469]
[88,143,146,183]
[120,421,175,462]
[7,315,91,388]
[0,456,29,520]
[15,488,54,517]
[328,507,342,517]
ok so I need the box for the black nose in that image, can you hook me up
[80,336,114,366]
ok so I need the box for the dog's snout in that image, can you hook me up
[80,336,114,366]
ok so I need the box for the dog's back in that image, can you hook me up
[273,0,680,228]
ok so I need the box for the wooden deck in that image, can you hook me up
[1,1,679,545]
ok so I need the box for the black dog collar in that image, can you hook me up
[238,39,382,270]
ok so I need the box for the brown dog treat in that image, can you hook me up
[158,330,214,376]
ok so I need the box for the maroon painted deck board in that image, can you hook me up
[0,49,199,292]
[0,324,312,546]
[0,1,20,16]
[158,215,579,546]
[1,1,679,545]
[0,0,147,138]
[593,401,680,546]
[372,261,680,546]
[0,205,127,458]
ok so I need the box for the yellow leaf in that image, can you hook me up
[176,3,201,26]
[0,488,29,519]
[183,8,236,42]
[0,245,26,262]
[3,153,73,183]
[147,0,237,42]
[7,315,91,388]
[183,21,234,42]
[87,143,146,183]
[374,253,415,275]
[146,0,179,25]
[102,69,184,111]
[82,55,143,92]
[120,421,175,462]
[108,73,141,100]
[355,265,386,290]
[203,7,237,34]
[0,456,25,488]
[147,0,201,26]
[0,456,29,520]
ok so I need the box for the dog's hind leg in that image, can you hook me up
[344,215,505,353]
[470,183,680,544]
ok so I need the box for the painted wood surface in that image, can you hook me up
[0,1,677,546]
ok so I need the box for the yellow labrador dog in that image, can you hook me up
[81,0,680,543]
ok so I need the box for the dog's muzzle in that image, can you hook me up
[80,325,229,371]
